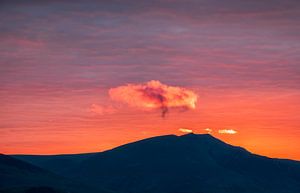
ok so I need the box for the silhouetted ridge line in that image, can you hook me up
[8,134,300,193]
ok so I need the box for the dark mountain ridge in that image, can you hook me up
[68,133,300,193]
[0,154,108,193]
[9,133,300,193]
[13,152,97,175]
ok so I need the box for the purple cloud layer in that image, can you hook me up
[0,0,299,91]
[0,1,300,155]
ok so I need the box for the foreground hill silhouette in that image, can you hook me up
[0,154,108,193]
[13,153,97,176]
[10,134,300,193]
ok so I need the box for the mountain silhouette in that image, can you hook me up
[13,153,96,176]
[10,134,300,193]
[67,133,300,193]
[0,154,107,193]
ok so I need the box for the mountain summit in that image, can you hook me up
[11,134,300,193]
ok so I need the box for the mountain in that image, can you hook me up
[11,134,300,193]
[0,153,65,193]
[70,133,300,193]
[0,154,107,193]
[12,153,96,176]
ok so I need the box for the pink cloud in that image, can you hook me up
[109,80,198,117]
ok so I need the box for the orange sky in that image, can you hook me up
[0,1,300,160]
[1,87,299,160]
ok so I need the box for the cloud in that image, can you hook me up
[89,104,116,115]
[109,80,198,117]
[179,128,193,133]
[204,128,213,133]
[218,129,237,134]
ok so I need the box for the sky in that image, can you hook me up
[0,0,300,160]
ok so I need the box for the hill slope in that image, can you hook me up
[0,154,106,193]
[13,153,96,175]
[11,134,300,193]
[69,133,300,193]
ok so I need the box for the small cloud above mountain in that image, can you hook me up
[109,80,198,117]
[204,128,213,133]
[179,128,193,133]
[218,129,237,134]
